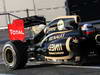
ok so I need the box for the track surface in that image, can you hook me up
[1,63,100,75]
[1,30,100,75]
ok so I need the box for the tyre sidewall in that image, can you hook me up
[2,42,19,69]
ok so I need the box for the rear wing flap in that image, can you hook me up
[8,16,46,41]
[21,16,46,28]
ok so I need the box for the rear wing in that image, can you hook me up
[8,19,25,41]
[21,16,46,28]
[8,16,46,41]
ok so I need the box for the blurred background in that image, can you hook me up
[0,0,66,27]
[0,0,100,28]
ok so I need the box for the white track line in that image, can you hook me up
[0,73,14,75]
[57,65,100,69]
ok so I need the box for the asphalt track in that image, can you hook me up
[1,30,100,75]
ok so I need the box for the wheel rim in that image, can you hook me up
[3,47,16,67]
[5,48,13,63]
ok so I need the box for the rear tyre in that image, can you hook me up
[2,41,28,70]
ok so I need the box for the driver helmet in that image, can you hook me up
[57,20,66,30]
[81,23,95,35]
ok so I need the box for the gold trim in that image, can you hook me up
[55,16,78,19]
[65,37,73,60]
[95,34,100,40]
[66,37,72,52]
[41,30,72,44]
[95,34,100,43]
[50,30,72,34]
[45,56,72,60]
[54,15,80,23]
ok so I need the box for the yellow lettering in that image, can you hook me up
[49,52,64,55]
[49,34,64,41]
[48,44,63,52]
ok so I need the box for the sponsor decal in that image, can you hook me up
[48,43,64,55]
[48,43,63,51]
[8,19,25,41]
[49,34,65,41]
[9,29,24,35]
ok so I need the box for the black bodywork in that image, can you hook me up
[27,16,100,64]
[2,15,100,70]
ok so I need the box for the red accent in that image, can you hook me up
[8,19,25,41]
[84,31,95,35]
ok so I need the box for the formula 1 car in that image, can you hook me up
[2,15,100,70]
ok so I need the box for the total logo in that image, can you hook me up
[10,29,24,35]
